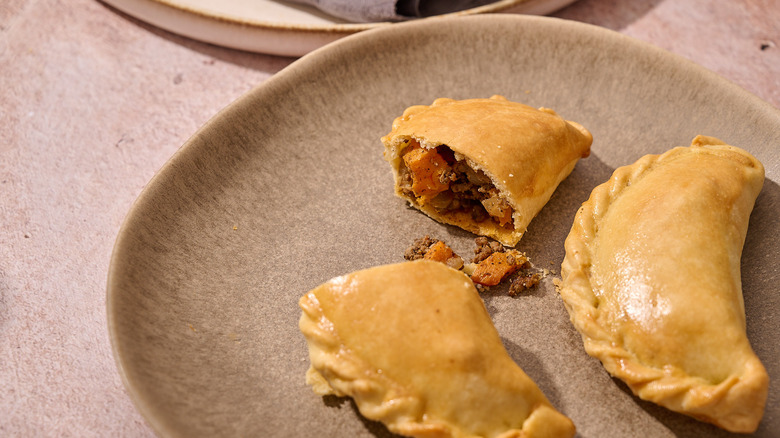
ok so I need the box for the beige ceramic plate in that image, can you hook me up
[107,14,780,438]
[100,0,578,56]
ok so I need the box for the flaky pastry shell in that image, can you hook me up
[382,95,592,246]
[559,136,768,433]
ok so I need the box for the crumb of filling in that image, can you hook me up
[403,236,542,296]
[404,235,464,270]
[509,272,542,297]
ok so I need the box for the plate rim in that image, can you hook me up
[100,0,579,56]
[149,0,534,29]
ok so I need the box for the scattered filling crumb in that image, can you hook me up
[404,235,543,296]
[509,272,541,297]
[404,235,464,270]
[472,236,507,263]
[398,140,514,228]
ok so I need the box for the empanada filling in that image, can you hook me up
[398,140,514,228]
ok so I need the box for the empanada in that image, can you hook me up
[382,95,592,246]
[559,136,768,433]
[299,260,576,438]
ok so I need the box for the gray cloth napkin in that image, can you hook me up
[289,0,501,22]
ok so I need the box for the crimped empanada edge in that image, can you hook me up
[299,289,444,435]
[558,140,768,433]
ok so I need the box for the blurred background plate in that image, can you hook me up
[107,14,779,438]
[100,0,579,56]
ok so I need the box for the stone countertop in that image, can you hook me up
[1,0,777,436]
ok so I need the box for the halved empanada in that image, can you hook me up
[300,260,575,438]
[382,95,592,246]
[559,136,768,433]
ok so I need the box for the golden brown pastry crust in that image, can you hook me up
[300,260,575,438]
[559,136,768,433]
[382,96,592,246]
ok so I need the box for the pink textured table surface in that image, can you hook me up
[0,0,777,436]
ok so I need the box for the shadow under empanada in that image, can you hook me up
[501,336,567,417]
[518,152,615,265]
[321,394,407,438]
[612,378,756,438]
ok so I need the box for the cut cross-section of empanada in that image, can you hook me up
[382,95,592,246]
[559,136,768,433]
[299,260,576,438]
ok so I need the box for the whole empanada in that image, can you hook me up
[559,136,768,433]
[300,260,576,438]
[382,95,592,246]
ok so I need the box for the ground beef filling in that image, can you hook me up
[399,141,513,228]
[472,236,506,263]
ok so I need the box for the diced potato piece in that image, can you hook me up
[481,196,513,226]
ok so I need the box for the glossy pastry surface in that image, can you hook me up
[559,136,768,433]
